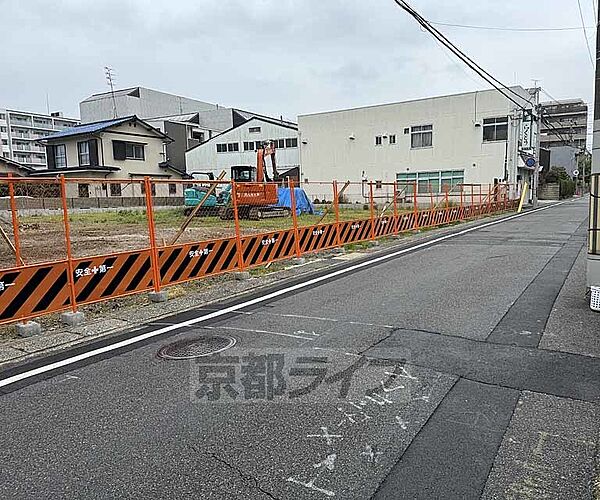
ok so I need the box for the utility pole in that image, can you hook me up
[533,86,541,208]
[586,0,600,292]
[104,66,118,119]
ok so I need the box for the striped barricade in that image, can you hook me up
[373,216,396,238]
[0,261,71,325]
[297,223,338,254]
[72,250,154,306]
[159,237,239,286]
[338,219,373,244]
[241,229,297,268]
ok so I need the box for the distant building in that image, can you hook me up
[185,116,300,179]
[540,99,587,150]
[0,109,79,170]
[298,87,537,201]
[540,99,588,177]
[36,116,188,198]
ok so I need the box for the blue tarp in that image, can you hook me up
[275,187,316,215]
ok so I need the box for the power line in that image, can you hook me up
[392,0,531,111]
[430,21,593,32]
[576,0,595,68]
[393,0,575,148]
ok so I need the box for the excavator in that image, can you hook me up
[219,141,292,220]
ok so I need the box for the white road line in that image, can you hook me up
[202,325,315,341]
[0,200,573,389]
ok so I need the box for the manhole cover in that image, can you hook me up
[158,335,236,360]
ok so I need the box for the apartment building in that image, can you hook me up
[0,109,79,169]
[539,99,588,176]
[540,99,587,150]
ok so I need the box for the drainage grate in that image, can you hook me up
[157,335,237,360]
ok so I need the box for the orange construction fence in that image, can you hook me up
[0,175,518,326]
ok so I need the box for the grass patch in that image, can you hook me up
[248,262,287,277]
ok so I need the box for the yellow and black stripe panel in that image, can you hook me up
[71,250,154,306]
[0,261,71,325]
[297,223,338,253]
[159,237,239,286]
[373,217,396,238]
[338,219,373,244]
[241,229,297,268]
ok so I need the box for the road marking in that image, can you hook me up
[0,200,574,389]
[202,325,315,341]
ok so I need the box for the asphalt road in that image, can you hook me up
[1,198,598,499]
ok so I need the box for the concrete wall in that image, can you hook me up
[185,119,300,178]
[298,87,532,198]
[539,182,560,200]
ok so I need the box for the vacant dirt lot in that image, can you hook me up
[0,206,378,269]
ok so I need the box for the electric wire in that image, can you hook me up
[577,0,595,68]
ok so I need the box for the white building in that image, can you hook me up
[298,87,537,201]
[0,109,79,169]
[185,117,300,178]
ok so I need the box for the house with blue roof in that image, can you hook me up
[36,115,189,199]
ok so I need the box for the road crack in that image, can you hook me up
[357,327,402,356]
[207,451,281,500]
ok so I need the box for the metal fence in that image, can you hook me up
[0,175,518,326]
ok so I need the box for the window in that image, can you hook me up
[169,183,177,195]
[441,170,465,192]
[272,139,285,149]
[0,114,5,119]
[389,135,396,145]
[125,142,144,160]
[140,183,156,196]
[403,127,410,134]
[285,137,298,148]
[243,141,255,151]
[54,144,66,168]
[191,130,205,142]
[0,126,6,132]
[397,170,464,194]
[483,117,508,142]
[249,126,261,133]
[78,183,89,198]
[411,125,433,148]
[227,142,239,152]
[110,183,122,197]
[375,136,382,146]
[77,141,90,165]
[216,143,227,153]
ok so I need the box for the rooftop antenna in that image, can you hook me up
[104,66,118,118]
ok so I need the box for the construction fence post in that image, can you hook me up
[59,175,78,315]
[413,181,419,230]
[7,173,23,267]
[289,180,302,258]
[231,181,246,272]
[393,181,399,235]
[369,181,376,240]
[333,180,342,248]
[144,177,165,301]
[444,184,450,224]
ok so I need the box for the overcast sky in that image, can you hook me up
[1,0,596,122]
